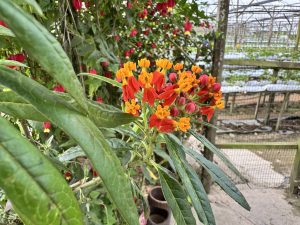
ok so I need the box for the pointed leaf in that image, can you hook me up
[0,117,83,225]
[0,1,88,111]
[0,67,139,225]
[185,148,251,211]
[79,73,122,88]
[0,91,46,121]
[12,0,44,17]
[0,60,28,67]
[0,26,15,37]
[157,166,196,225]
[189,130,247,182]
[165,134,214,225]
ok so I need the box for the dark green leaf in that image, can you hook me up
[157,166,196,225]
[0,26,15,37]
[0,1,88,112]
[165,134,214,225]
[189,130,247,182]
[0,117,83,225]
[185,148,251,211]
[0,67,139,225]
[0,60,28,67]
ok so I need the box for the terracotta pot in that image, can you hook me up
[148,186,169,211]
[147,207,171,225]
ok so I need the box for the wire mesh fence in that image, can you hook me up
[215,148,297,189]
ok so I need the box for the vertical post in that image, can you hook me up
[230,93,236,113]
[275,92,289,131]
[254,92,262,120]
[264,69,279,125]
[202,0,229,193]
[290,139,300,195]
[267,7,275,47]
[234,0,239,48]
[294,17,300,51]
[225,93,229,108]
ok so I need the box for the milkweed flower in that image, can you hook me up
[53,84,65,92]
[184,20,193,35]
[43,122,51,133]
[149,105,175,132]
[72,0,82,11]
[125,99,141,116]
[174,117,190,132]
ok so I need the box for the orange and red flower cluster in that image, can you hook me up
[116,58,224,133]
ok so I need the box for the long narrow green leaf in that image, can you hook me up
[189,130,247,182]
[0,60,28,67]
[14,0,44,17]
[0,91,47,121]
[0,117,83,225]
[157,166,196,225]
[0,91,137,127]
[185,148,251,211]
[0,1,88,112]
[165,134,214,225]
[79,73,122,88]
[0,26,15,37]
[0,67,139,225]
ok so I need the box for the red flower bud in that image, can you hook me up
[8,53,26,62]
[85,1,91,8]
[168,72,177,82]
[185,101,197,114]
[127,1,132,9]
[213,83,221,92]
[130,28,138,37]
[101,61,109,67]
[129,48,135,54]
[177,97,186,106]
[0,20,7,27]
[151,43,156,48]
[114,35,121,41]
[170,107,179,117]
[89,69,97,74]
[136,41,142,47]
[96,97,103,103]
[104,71,112,78]
[143,29,150,36]
[72,0,82,11]
[53,84,65,92]
[124,50,130,58]
[199,74,209,86]
[100,11,105,16]
[167,0,176,8]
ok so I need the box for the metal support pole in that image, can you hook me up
[294,17,300,51]
[275,92,289,131]
[290,139,300,195]
[254,92,262,120]
[203,0,229,193]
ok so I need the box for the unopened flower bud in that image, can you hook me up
[185,102,197,114]
[170,107,179,117]
[213,83,221,92]
[177,97,186,106]
[168,72,177,82]
[199,74,209,86]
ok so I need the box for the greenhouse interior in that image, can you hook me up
[0,0,299,225]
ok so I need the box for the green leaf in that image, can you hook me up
[0,26,15,37]
[12,0,44,17]
[0,90,137,127]
[0,91,47,121]
[0,1,88,112]
[0,60,28,68]
[0,117,83,225]
[79,73,122,88]
[157,166,196,225]
[0,66,139,225]
[58,146,85,162]
[185,148,251,211]
[189,130,247,182]
[165,134,214,225]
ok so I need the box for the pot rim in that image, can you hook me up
[149,186,167,204]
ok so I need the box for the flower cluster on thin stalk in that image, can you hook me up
[116,58,224,160]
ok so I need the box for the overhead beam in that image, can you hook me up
[229,0,279,13]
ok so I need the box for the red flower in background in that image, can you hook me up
[167,0,176,8]
[53,84,65,92]
[184,20,193,35]
[43,122,51,133]
[104,71,112,78]
[72,0,82,11]
[89,69,97,74]
[0,20,7,27]
[127,1,132,9]
[8,53,26,62]
[64,171,72,181]
[130,28,138,37]
[96,97,103,103]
